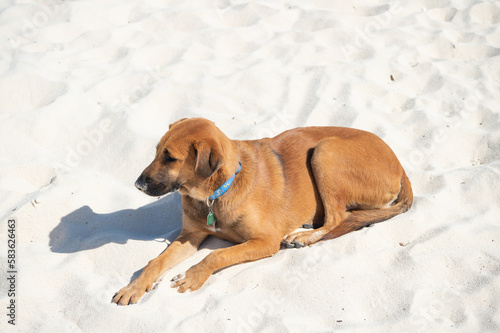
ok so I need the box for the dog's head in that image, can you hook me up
[135,118,237,200]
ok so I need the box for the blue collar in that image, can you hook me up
[208,163,241,201]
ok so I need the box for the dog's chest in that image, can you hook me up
[206,207,238,231]
[208,209,246,243]
[184,199,244,241]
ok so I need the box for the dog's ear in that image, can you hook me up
[169,118,188,129]
[194,141,223,178]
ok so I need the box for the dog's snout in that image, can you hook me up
[135,174,152,192]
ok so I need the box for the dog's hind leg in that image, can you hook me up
[282,138,349,248]
[282,136,411,248]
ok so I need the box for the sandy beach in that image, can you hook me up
[1,0,499,332]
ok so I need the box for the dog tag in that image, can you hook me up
[207,212,215,226]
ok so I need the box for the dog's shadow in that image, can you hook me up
[50,193,187,254]
[50,192,233,281]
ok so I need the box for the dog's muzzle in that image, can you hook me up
[135,174,179,196]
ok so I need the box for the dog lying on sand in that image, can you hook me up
[113,117,412,305]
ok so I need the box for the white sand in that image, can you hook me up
[1,0,500,331]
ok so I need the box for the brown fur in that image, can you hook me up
[112,117,413,305]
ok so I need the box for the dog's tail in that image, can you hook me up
[322,171,413,240]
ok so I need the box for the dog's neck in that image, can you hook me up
[206,162,241,226]
[209,163,241,200]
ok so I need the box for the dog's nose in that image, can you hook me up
[135,175,152,192]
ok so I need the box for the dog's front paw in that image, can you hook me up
[170,267,210,293]
[112,280,153,306]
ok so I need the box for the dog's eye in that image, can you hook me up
[163,149,177,163]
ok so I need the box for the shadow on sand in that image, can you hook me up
[50,192,183,254]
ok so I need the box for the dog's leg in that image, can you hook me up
[282,137,411,248]
[282,139,351,248]
[171,238,280,292]
[112,230,208,305]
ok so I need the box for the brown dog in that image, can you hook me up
[112,117,412,305]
